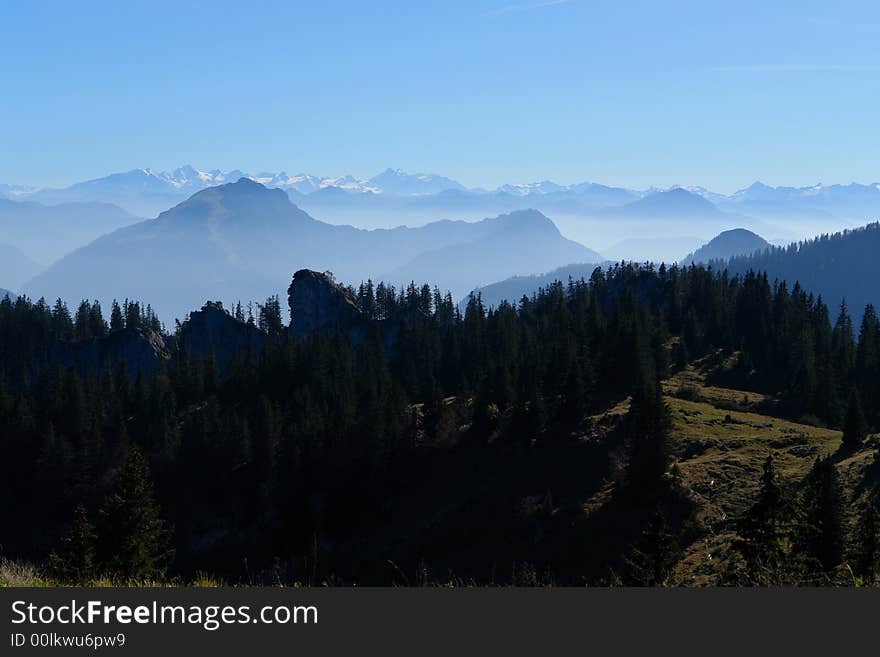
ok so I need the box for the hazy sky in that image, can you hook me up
[3,0,880,192]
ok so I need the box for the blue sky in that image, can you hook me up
[3,0,880,192]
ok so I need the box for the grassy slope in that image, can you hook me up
[657,354,876,585]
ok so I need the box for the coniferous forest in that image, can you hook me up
[1,263,879,586]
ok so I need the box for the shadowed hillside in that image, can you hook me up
[723,222,880,322]
[4,262,880,586]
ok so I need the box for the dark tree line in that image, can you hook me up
[0,261,878,583]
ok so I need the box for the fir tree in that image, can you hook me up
[842,388,868,451]
[48,504,97,584]
[109,300,124,332]
[625,376,671,493]
[98,446,172,581]
[796,457,844,573]
[621,509,680,586]
[559,361,589,425]
[853,499,880,585]
[735,453,793,585]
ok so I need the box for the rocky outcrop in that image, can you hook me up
[41,303,264,382]
[288,269,369,342]
[51,327,170,379]
[178,302,265,371]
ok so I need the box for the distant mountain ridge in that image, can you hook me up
[22,179,601,321]
[10,166,880,244]
[0,198,139,265]
[723,222,880,323]
[603,188,727,220]
[381,209,602,296]
[680,228,771,265]
[16,166,880,205]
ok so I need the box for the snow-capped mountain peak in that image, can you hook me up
[497,180,568,196]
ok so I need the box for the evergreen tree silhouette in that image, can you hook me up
[98,446,173,581]
[48,504,96,584]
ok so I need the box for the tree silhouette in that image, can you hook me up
[98,446,172,581]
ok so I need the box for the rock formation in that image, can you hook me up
[288,269,369,342]
[177,301,265,371]
[51,326,170,379]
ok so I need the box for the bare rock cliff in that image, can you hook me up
[288,269,366,339]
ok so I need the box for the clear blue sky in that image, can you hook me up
[3,0,880,192]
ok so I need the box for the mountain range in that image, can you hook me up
[8,165,880,231]
[22,179,600,322]
[470,221,880,332]
[6,166,472,218]
[7,165,880,313]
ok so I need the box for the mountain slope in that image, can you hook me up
[28,170,189,217]
[680,228,771,265]
[603,188,728,220]
[465,261,605,309]
[382,210,602,299]
[0,198,139,264]
[23,180,600,321]
[724,222,880,321]
[0,243,43,290]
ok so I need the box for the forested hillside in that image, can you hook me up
[723,222,880,323]
[1,262,879,586]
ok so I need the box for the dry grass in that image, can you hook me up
[0,557,50,587]
[574,354,862,585]
[659,357,880,585]
[0,560,231,588]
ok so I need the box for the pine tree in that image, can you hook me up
[842,388,868,451]
[470,378,498,441]
[853,499,880,585]
[559,361,589,425]
[89,300,107,337]
[74,300,92,341]
[109,300,124,332]
[832,300,856,387]
[625,376,671,493]
[98,446,173,581]
[796,457,844,573]
[51,298,74,340]
[258,295,284,335]
[622,509,680,586]
[856,304,880,424]
[735,453,793,585]
[48,504,97,584]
